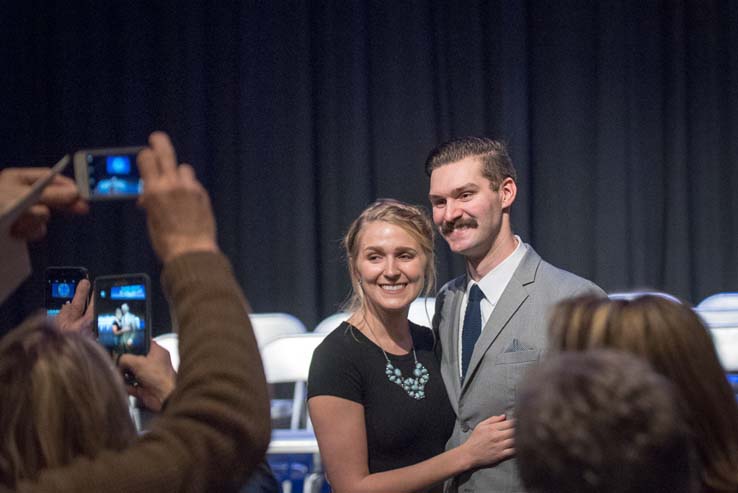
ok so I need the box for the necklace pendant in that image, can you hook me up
[385,361,429,400]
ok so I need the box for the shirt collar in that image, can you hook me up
[466,236,527,303]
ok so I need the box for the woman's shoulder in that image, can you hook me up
[409,321,435,351]
[314,321,365,354]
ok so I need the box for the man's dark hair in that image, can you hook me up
[515,350,695,493]
[424,136,517,188]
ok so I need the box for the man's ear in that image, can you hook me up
[499,177,517,209]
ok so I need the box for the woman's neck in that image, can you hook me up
[349,305,413,354]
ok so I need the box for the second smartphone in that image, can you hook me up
[44,267,89,317]
[93,273,151,356]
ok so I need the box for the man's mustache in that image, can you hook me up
[441,218,478,236]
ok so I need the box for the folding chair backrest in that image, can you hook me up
[314,312,350,333]
[408,297,436,327]
[260,334,326,429]
[608,291,681,303]
[250,312,307,348]
[697,292,738,310]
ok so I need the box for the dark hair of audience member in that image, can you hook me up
[515,350,696,493]
[547,295,738,493]
[0,316,135,487]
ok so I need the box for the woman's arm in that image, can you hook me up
[309,395,514,493]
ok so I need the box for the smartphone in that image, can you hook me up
[94,274,151,356]
[44,267,89,317]
[73,146,145,200]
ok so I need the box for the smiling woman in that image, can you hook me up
[307,199,514,493]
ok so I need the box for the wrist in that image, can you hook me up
[155,380,175,406]
[456,442,477,471]
[162,241,219,264]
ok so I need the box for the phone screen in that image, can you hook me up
[84,148,144,199]
[95,275,151,356]
[45,267,88,317]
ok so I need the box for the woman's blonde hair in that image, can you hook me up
[548,295,738,493]
[342,199,436,315]
[0,316,135,487]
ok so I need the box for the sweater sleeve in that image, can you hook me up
[15,251,271,493]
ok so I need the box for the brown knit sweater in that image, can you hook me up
[9,251,271,492]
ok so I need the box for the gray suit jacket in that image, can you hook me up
[433,245,605,493]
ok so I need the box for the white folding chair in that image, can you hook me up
[314,312,350,333]
[153,332,180,370]
[408,297,436,327]
[608,290,681,303]
[697,292,738,310]
[261,334,327,493]
[315,298,435,334]
[248,314,308,428]
[695,307,738,371]
[250,312,307,348]
[151,311,306,369]
[260,333,325,430]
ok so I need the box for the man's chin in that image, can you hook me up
[444,238,473,255]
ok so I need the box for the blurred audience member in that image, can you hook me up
[547,295,738,493]
[516,350,696,493]
[120,340,278,493]
[0,132,270,492]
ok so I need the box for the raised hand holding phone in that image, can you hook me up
[55,277,94,336]
[44,266,89,317]
[136,132,218,263]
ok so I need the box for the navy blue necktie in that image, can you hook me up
[461,284,484,381]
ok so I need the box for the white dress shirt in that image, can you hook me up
[457,236,528,375]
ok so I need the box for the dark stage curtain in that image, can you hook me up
[1,0,736,334]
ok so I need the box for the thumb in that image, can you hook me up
[118,353,147,374]
[480,414,507,425]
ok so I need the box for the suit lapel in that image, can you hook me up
[440,277,465,407]
[460,246,542,395]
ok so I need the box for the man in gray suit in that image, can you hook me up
[426,137,605,493]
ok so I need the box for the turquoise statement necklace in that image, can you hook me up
[360,317,430,400]
[383,348,429,400]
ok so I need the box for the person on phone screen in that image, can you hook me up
[119,303,139,332]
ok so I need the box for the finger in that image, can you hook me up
[85,295,95,319]
[137,148,160,182]
[11,205,51,240]
[68,279,91,315]
[494,428,515,441]
[494,420,516,431]
[148,131,178,177]
[500,438,515,449]
[177,163,197,183]
[118,353,146,373]
[125,384,143,398]
[481,414,507,424]
[148,340,168,358]
[2,167,53,185]
[40,179,82,208]
[499,448,515,459]
[23,203,50,222]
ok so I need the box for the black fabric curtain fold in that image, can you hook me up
[1,0,736,334]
